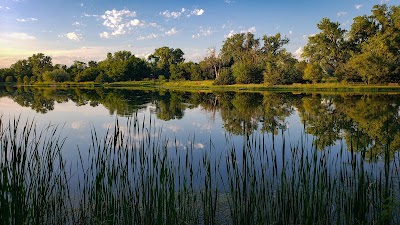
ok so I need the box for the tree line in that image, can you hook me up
[0,4,399,85]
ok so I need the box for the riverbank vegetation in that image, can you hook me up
[1,4,399,86]
[0,115,399,224]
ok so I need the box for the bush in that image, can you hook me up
[5,76,15,82]
[213,67,235,85]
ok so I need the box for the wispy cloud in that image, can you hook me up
[137,33,159,40]
[160,7,205,19]
[192,27,213,39]
[0,6,11,10]
[160,8,185,19]
[165,27,178,36]
[16,17,38,22]
[1,32,36,40]
[355,4,363,10]
[337,11,347,17]
[82,13,98,18]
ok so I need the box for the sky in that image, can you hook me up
[0,0,399,68]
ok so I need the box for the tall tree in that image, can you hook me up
[302,18,347,76]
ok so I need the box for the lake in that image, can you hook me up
[1,85,399,224]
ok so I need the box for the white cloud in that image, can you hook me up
[100,9,156,37]
[226,26,257,38]
[247,26,256,33]
[99,31,110,39]
[16,17,38,22]
[0,6,11,10]
[66,32,82,41]
[293,47,303,60]
[165,27,178,36]
[160,7,204,19]
[160,9,183,19]
[71,121,86,130]
[190,8,204,16]
[355,5,363,10]
[101,9,137,36]
[83,13,98,18]
[337,11,347,17]
[130,19,145,27]
[194,143,205,149]
[137,33,159,40]
[3,32,36,40]
[192,27,213,39]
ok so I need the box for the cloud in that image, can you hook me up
[190,8,204,16]
[160,8,185,19]
[0,6,11,10]
[165,27,178,36]
[194,143,205,149]
[192,27,213,39]
[71,121,86,130]
[100,9,156,37]
[83,13,98,18]
[293,47,303,60]
[101,9,137,36]
[130,19,145,27]
[160,7,205,19]
[337,11,347,17]
[66,32,82,41]
[3,32,36,40]
[137,33,159,40]
[99,32,110,39]
[355,5,363,10]
[226,26,256,38]
[16,17,38,22]
[224,0,234,3]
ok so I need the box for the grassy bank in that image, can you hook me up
[0,116,399,224]
[4,80,400,92]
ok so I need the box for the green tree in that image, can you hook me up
[303,63,323,83]
[42,69,69,82]
[213,67,234,85]
[148,47,184,79]
[28,53,53,81]
[11,59,32,80]
[302,18,348,76]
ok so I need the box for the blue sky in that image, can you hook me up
[0,0,398,67]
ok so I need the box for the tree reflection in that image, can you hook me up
[0,86,399,157]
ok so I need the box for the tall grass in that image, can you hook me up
[0,116,399,224]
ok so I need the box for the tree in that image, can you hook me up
[148,47,184,79]
[302,18,348,76]
[200,48,222,79]
[99,51,150,82]
[303,63,323,83]
[42,69,69,82]
[28,53,53,81]
[75,67,100,82]
[11,59,32,80]
[213,67,234,85]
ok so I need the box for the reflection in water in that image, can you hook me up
[1,86,399,157]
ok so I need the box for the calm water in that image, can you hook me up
[0,86,399,162]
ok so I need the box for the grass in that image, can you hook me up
[0,116,399,224]
[8,79,400,93]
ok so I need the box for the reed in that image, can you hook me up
[0,116,398,224]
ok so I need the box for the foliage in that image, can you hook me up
[303,63,323,83]
[42,69,69,82]
[213,67,234,85]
